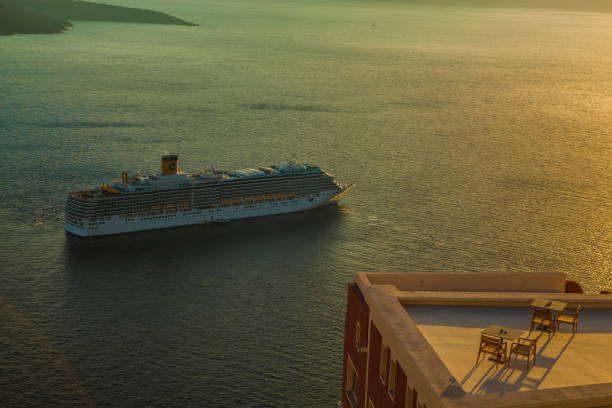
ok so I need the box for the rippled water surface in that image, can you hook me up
[1,0,611,406]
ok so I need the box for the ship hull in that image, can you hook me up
[65,186,352,237]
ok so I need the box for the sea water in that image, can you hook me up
[1,0,611,406]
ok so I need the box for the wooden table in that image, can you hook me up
[482,325,524,342]
[531,298,567,312]
[531,298,567,332]
[481,325,524,362]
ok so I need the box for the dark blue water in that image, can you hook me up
[1,1,611,406]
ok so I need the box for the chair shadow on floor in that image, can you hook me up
[462,332,575,395]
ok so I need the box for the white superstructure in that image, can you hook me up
[65,155,354,237]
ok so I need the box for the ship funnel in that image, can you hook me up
[161,154,179,175]
[121,171,128,184]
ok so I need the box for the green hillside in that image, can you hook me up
[0,5,72,35]
[0,0,196,35]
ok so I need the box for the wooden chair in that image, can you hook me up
[509,337,537,368]
[556,304,581,334]
[477,335,507,367]
[529,308,555,337]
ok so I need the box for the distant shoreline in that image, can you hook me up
[0,0,197,35]
[354,0,612,14]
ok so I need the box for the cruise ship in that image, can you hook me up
[65,155,354,237]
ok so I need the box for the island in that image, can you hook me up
[0,0,196,35]
[0,5,73,35]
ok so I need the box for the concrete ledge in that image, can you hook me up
[398,292,612,309]
[363,272,567,293]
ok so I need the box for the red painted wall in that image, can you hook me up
[394,364,408,408]
[367,323,383,407]
[342,284,415,408]
[341,283,370,408]
[366,322,413,408]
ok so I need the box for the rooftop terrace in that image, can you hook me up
[405,305,612,395]
[353,272,612,408]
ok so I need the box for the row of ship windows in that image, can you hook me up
[66,214,84,227]
[88,207,212,218]
[120,211,163,219]
[95,202,190,208]
[89,187,329,205]
[217,176,327,187]
[220,180,332,189]
[90,184,331,205]
[230,201,294,210]
[218,193,317,207]
[218,186,329,194]
[83,196,310,224]
[125,199,299,217]
[80,192,326,217]
[129,209,223,221]
[76,180,322,204]
[73,179,331,204]
[112,189,300,203]
[89,216,112,222]
[107,183,313,197]
[91,196,294,208]
[130,214,177,222]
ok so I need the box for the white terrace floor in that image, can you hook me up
[404,305,612,395]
